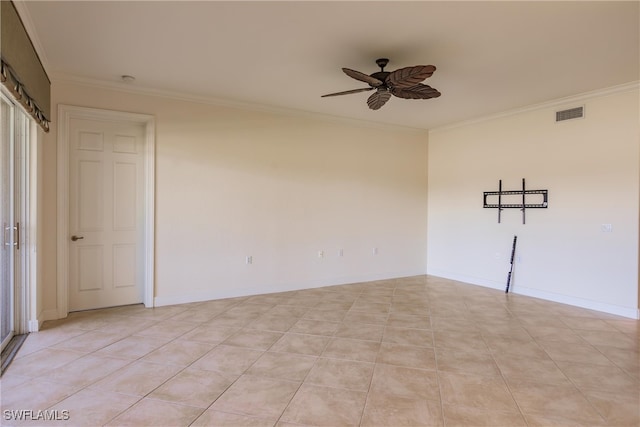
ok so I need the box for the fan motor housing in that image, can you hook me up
[370,71,390,85]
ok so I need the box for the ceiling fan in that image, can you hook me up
[322,58,441,110]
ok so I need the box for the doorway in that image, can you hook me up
[57,105,155,316]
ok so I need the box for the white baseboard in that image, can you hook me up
[154,270,426,307]
[28,319,41,332]
[427,269,639,320]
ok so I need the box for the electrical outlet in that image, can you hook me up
[373,247,378,255]
[601,224,613,233]
[246,256,252,265]
[318,250,324,258]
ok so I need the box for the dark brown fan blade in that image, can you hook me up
[391,84,441,99]
[342,68,384,87]
[386,65,436,89]
[321,87,375,97]
[367,89,392,110]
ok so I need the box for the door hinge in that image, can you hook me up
[4,222,19,250]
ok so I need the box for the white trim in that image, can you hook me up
[430,81,640,133]
[154,270,426,307]
[51,73,429,134]
[57,105,155,318]
[427,270,640,320]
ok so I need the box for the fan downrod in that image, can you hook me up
[376,58,389,71]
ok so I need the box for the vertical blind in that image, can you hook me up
[1,0,50,132]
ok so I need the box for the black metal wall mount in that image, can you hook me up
[483,178,548,224]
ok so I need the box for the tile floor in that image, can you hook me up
[1,275,638,426]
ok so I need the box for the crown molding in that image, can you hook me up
[51,73,430,134]
[430,81,640,134]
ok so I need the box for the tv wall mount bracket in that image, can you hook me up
[483,178,548,224]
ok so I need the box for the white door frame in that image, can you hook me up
[57,105,155,317]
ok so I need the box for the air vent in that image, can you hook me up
[556,106,584,122]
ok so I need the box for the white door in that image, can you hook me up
[68,118,145,311]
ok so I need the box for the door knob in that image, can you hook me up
[71,235,84,241]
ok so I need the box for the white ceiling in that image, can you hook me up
[20,1,640,130]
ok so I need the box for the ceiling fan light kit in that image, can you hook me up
[322,58,441,110]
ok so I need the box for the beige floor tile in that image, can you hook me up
[438,371,519,413]
[322,337,381,362]
[111,304,189,321]
[0,372,31,389]
[134,319,199,339]
[382,326,433,347]
[508,379,606,424]
[13,328,88,358]
[556,360,638,393]
[95,317,159,335]
[245,293,288,306]
[595,344,640,379]
[222,329,283,350]
[301,307,348,322]
[95,334,172,359]
[141,339,214,366]
[47,388,140,427]
[280,384,367,426]
[377,342,436,370]
[361,391,443,426]
[483,335,548,359]
[40,354,131,387]
[435,348,501,377]
[106,398,202,426]
[192,410,275,427]
[342,312,388,326]
[248,313,299,332]
[433,330,489,352]
[190,344,264,374]
[269,333,330,356]
[6,276,639,427]
[5,348,86,378]
[389,303,430,316]
[169,307,221,323]
[574,328,638,349]
[148,367,235,408]
[442,404,527,427]
[246,351,317,381]
[90,361,182,396]
[289,319,340,336]
[212,375,299,420]
[267,305,309,318]
[0,379,80,412]
[50,330,129,353]
[582,388,640,426]
[349,301,390,314]
[537,339,614,366]
[180,324,240,343]
[493,353,570,385]
[561,316,619,331]
[385,313,431,329]
[523,325,585,343]
[335,322,385,341]
[370,363,440,401]
[523,413,607,426]
[304,357,374,391]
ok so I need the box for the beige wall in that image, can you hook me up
[427,86,639,318]
[41,81,429,316]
